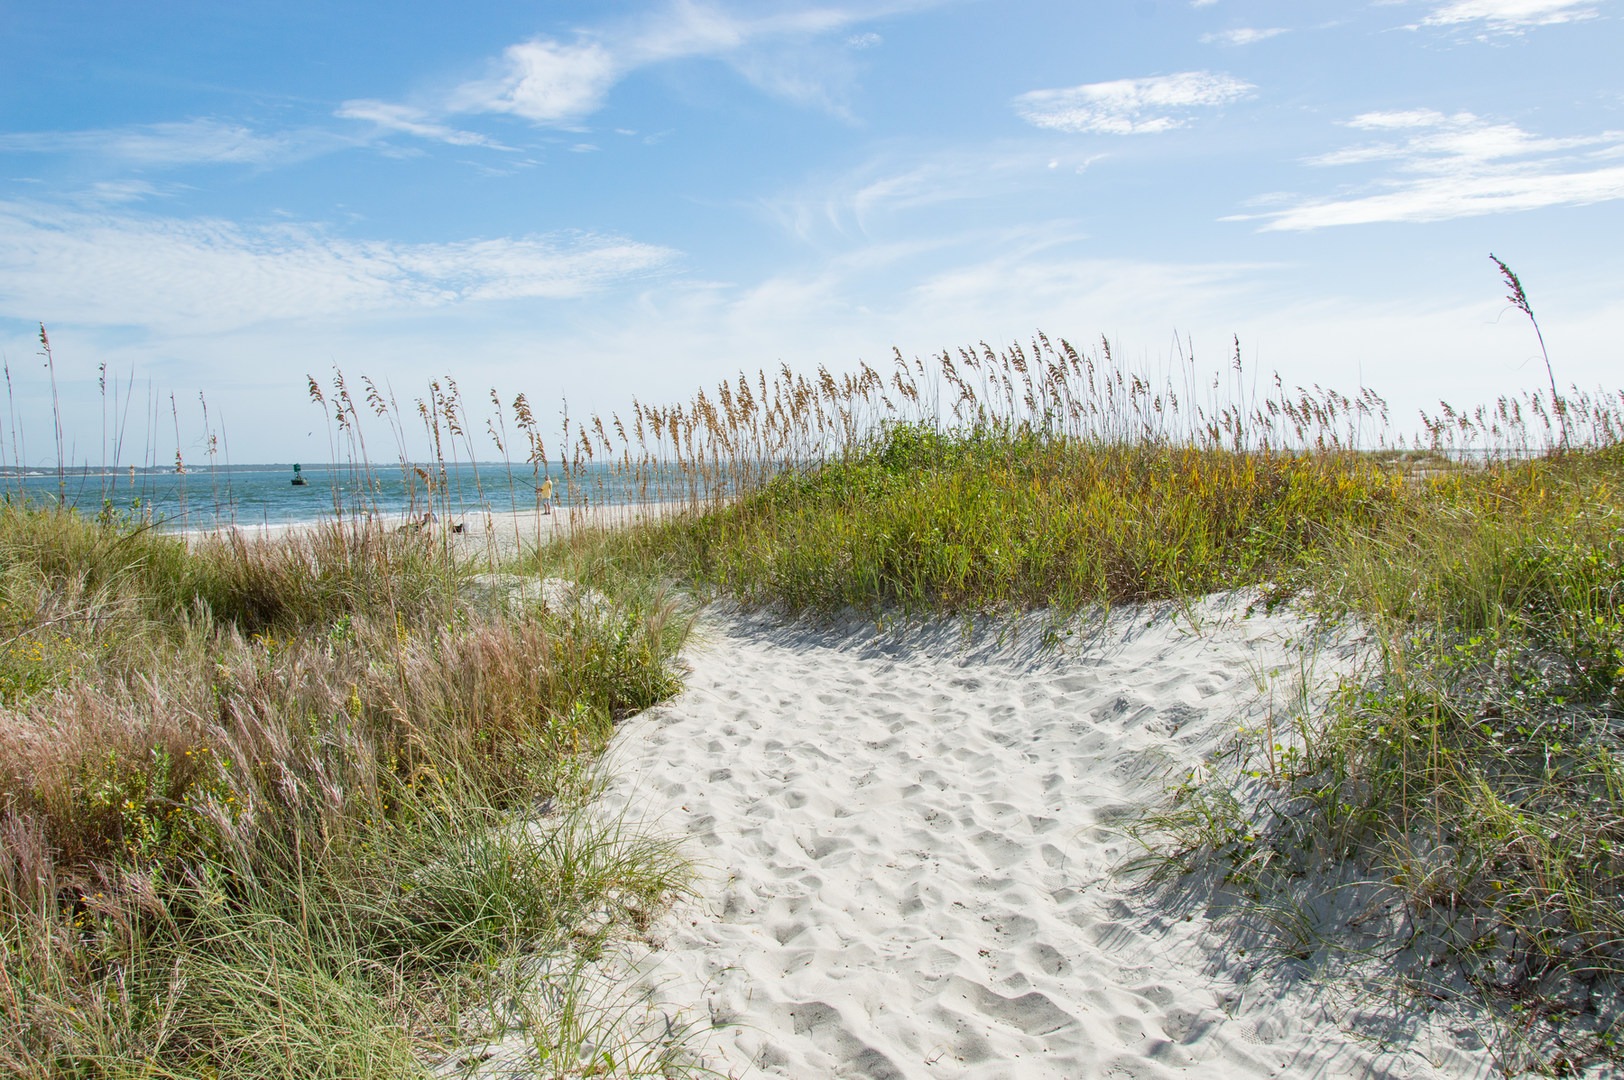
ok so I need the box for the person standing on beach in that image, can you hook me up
[537,478,554,515]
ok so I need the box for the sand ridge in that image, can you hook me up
[592,596,1503,1079]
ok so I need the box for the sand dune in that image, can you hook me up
[589,596,1503,1078]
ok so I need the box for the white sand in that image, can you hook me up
[438,502,692,562]
[587,596,1506,1079]
[184,501,693,562]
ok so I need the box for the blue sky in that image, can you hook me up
[1,0,1620,464]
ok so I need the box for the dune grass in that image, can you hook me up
[1265,452,1624,969]
[607,422,1405,615]
[0,506,695,1078]
[1119,446,1624,1069]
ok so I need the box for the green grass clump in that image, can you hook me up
[1310,450,1624,950]
[0,505,694,1078]
[1142,446,1624,1063]
[615,421,1406,615]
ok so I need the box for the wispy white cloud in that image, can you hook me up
[1419,0,1604,32]
[75,180,168,205]
[445,1,926,127]
[1315,109,1611,163]
[450,38,622,126]
[1201,27,1289,45]
[514,226,1274,412]
[1230,110,1624,229]
[335,100,511,149]
[0,119,302,167]
[1014,71,1255,135]
[0,200,678,333]
[760,145,1107,244]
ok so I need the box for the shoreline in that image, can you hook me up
[179,499,701,562]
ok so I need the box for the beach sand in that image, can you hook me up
[431,503,688,563]
[188,501,692,563]
[575,595,1504,1079]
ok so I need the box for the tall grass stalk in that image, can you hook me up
[36,325,65,504]
[1492,254,1567,452]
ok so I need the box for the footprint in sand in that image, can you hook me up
[584,601,1502,1080]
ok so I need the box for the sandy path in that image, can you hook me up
[592,597,1500,1079]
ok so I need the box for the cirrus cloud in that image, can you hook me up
[443,1,928,128]
[1420,0,1604,31]
[1014,71,1255,135]
[1228,110,1624,230]
[0,199,678,333]
[336,100,512,149]
[1201,27,1289,46]
[0,119,307,167]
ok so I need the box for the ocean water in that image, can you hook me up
[1,461,698,531]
